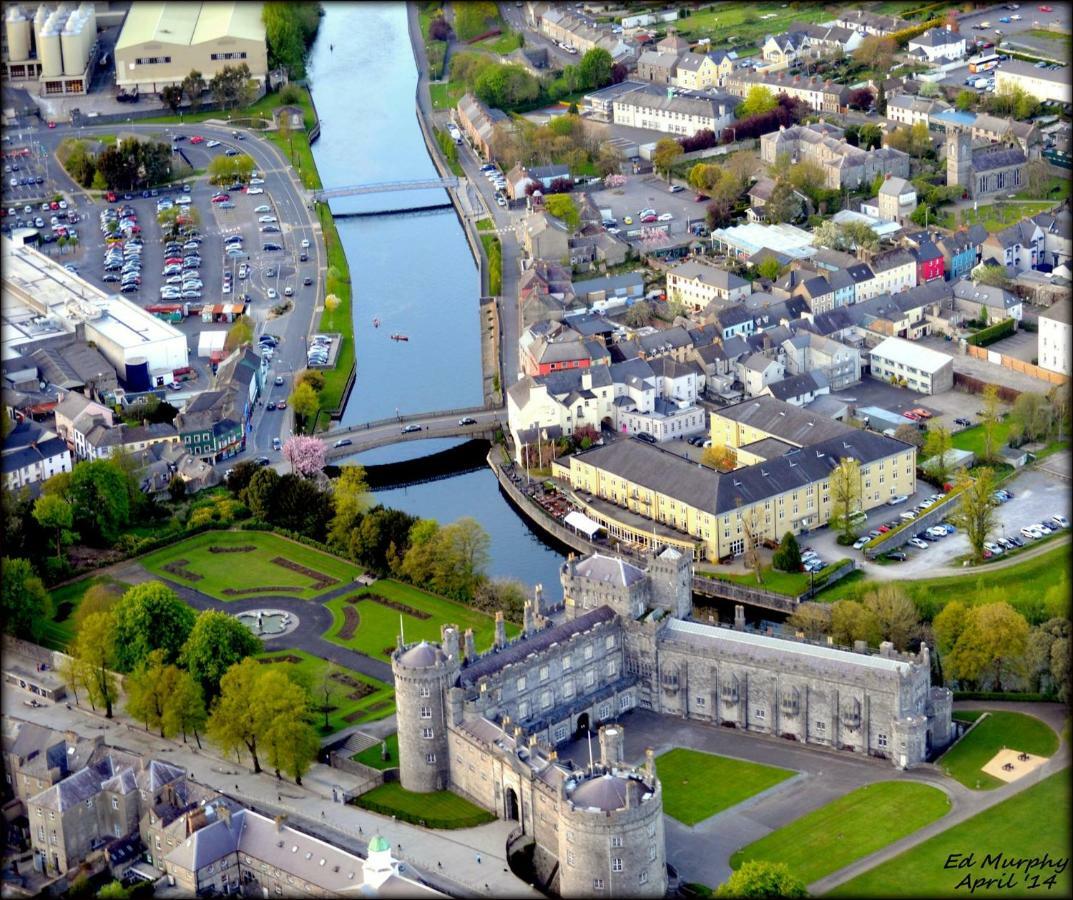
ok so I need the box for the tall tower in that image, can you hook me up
[946,127,971,191]
[647,546,693,620]
[391,639,459,793]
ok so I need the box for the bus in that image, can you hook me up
[969,53,1000,73]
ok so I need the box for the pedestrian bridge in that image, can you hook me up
[313,177,459,202]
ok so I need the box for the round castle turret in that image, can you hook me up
[391,635,459,793]
[556,736,667,897]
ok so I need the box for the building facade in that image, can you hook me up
[1038,299,1071,376]
[868,336,954,394]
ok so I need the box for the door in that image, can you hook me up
[505,787,519,822]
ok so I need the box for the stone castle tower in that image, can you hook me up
[390,629,460,793]
[646,547,693,620]
[946,127,972,189]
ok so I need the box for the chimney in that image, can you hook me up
[853,640,867,653]
[441,625,460,660]
[274,813,287,833]
[464,628,476,661]
[879,641,894,658]
[494,611,506,648]
[733,604,745,631]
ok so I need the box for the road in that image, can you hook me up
[31,117,324,470]
[322,406,504,458]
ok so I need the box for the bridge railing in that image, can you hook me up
[313,177,459,201]
[324,404,502,438]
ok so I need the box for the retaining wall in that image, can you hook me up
[864,494,961,558]
[965,343,1069,386]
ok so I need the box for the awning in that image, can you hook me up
[564,510,601,538]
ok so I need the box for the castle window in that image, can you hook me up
[612,858,623,872]
[426,753,437,765]
[540,665,549,683]
[640,869,650,884]
[605,635,615,649]
[815,720,826,732]
[650,845,657,861]
[564,679,575,699]
[567,851,576,867]
[519,700,530,719]
[878,733,888,748]
[594,878,605,890]
[555,725,568,742]
[419,706,432,719]
[755,708,766,719]
[695,696,706,706]
[563,655,572,670]
[517,676,526,692]
[599,702,611,719]
[542,691,553,709]
[611,836,623,848]
[112,798,118,810]
[422,727,434,739]
[420,685,430,698]
[607,659,618,678]
[584,644,593,660]
[567,831,575,844]
[585,670,596,688]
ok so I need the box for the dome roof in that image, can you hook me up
[397,641,446,668]
[568,773,648,812]
[367,834,391,853]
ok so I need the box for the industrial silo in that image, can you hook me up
[5,7,31,63]
[38,11,65,77]
[78,0,96,39]
[62,10,89,75]
[125,357,150,393]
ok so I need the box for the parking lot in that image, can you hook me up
[588,174,712,239]
[2,140,57,216]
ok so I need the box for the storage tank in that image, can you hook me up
[6,7,32,63]
[78,0,96,38]
[62,11,88,75]
[125,357,150,393]
[38,12,64,77]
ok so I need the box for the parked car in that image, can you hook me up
[334,438,353,448]
[852,536,870,550]
[459,416,477,426]
[908,538,929,549]
[886,551,907,561]
[888,495,908,506]
[635,432,657,443]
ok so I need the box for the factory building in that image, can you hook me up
[3,2,98,94]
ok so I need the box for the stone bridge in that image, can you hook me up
[320,404,505,460]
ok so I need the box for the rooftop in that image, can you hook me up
[870,336,952,373]
[116,1,265,50]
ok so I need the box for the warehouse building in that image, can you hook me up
[113,1,267,93]
[995,59,1072,107]
[868,336,953,394]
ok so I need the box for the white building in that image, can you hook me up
[886,93,951,128]
[2,419,72,490]
[995,59,1073,106]
[710,222,817,260]
[906,27,967,62]
[611,85,736,137]
[867,248,918,296]
[666,259,751,311]
[868,336,954,394]
[1038,298,1071,376]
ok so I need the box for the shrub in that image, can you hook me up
[966,318,1015,347]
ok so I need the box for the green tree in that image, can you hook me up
[168,474,187,502]
[717,860,808,898]
[290,380,320,424]
[96,881,132,900]
[181,70,206,108]
[688,162,720,194]
[853,35,895,72]
[263,2,310,78]
[652,138,683,180]
[756,257,782,281]
[830,457,863,541]
[70,458,132,545]
[74,582,123,631]
[258,670,319,783]
[950,468,998,563]
[161,84,184,113]
[124,649,178,736]
[859,123,883,151]
[923,425,953,486]
[955,89,977,111]
[737,85,777,118]
[544,194,580,231]
[208,658,267,772]
[625,300,652,328]
[862,585,919,651]
[933,600,969,656]
[1024,618,1071,697]
[71,611,119,717]
[831,600,882,647]
[1,557,53,641]
[765,179,801,224]
[1011,392,1053,442]
[772,532,802,573]
[946,602,1029,690]
[182,609,262,701]
[578,47,613,90]
[787,602,831,640]
[979,384,1002,462]
[112,582,196,672]
[243,466,281,521]
[437,517,492,598]
[32,493,75,560]
[894,422,925,449]
[225,315,254,350]
[162,668,208,747]
[328,465,370,552]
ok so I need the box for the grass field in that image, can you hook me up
[256,649,394,734]
[951,420,1013,458]
[353,733,400,769]
[696,559,851,597]
[429,81,466,110]
[818,543,1071,623]
[475,30,523,55]
[480,231,502,295]
[672,2,830,46]
[957,201,1057,233]
[141,530,362,601]
[730,782,950,885]
[655,748,794,826]
[324,579,519,662]
[937,710,1059,790]
[828,769,1071,898]
[43,574,128,650]
[354,783,495,829]
[954,710,986,723]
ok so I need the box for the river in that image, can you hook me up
[306,3,567,598]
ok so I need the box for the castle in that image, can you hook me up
[392,549,952,897]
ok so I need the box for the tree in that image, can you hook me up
[893,423,925,449]
[933,600,969,656]
[263,2,312,78]
[324,293,340,314]
[328,464,370,551]
[97,881,133,900]
[955,88,977,111]
[854,35,895,72]
[1024,618,1071,698]
[544,194,580,231]
[847,87,874,110]
[1049,384,1070,442]
[1,558,52,640]
[209,63,256,110]
[1012,392,1053,442]
[923,425,953,486]
[756,257,782,282]
[181,70,206,109]
[862,585,919,651]
[113,582,195,673]
[1021,159,1053,200]
[311,661,344,732]
[788,159,826,195]
[946,602,1029,690]
[182,609,262,701]
[168,474,188,503]
[473,578,527,622]
[290,380,320,427]
[788,602,831,640]
[74,582,123,631]
[701,443,737,471]
[243,466,281,522]
[738,85,777,118]
[624,301,652,328]
[858,123,883,151]
[918,80,941,98]
[578,47,613,90]
[765,178,802,224]
[979,384,1002,462]
[296,369,326,392]
[283,435,326,478]
[161,84,184,113]
[162,668,208,747]
[125,650,179,736]
[71,611,119,717]
[33,493,74,560]
[652,138,683,180]
[437,517,491,598]
[831,600,882,647]
[688,162,720,194]
[348,506,418,573]
[772,532,802,573]
[208,658,267,772]
[950,467,998,563]
[69,458,132,545]
[830,457,862,541]
[258,670,319,782]
[875,79,886,116]
[716,860,807,898]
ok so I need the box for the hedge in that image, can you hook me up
[952,691,1058,702]
[890,17,943,47]
[863,485,967,552]
[966,318,1016,347]
[351,795,495,830]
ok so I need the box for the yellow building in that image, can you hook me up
[672,53,722,91]
[556,398,915,561]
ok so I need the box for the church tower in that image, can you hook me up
[946,127,972,191]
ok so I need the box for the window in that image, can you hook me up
[877,733,888,748]
[37,826,44,841]
[650,845,657,861]
[584,644,593,660]
[419,706,432,719]
[422,727,434,739]
[695,695,706,707]
[562,654,572,671]
[605,635,615,649]
[585,670,596,688]
[611,836,623,848]
[755,707,766,719]
[210,51,248,60]
[542,690,553,709]
[815,720,826,732]
[640,870,649,884]
[426,752,437,765]
[567,851,576,867]
[111,798,118,810]
[555,725,568,742]
[563,679,575,699]
[607,659,618,678]
[517,676,526,692]
[619,693,631,711]
[599,702,611,719]
[594,878,605,890]
[540,665,549,683]
[612,858,623,872]
[420,685,430,698]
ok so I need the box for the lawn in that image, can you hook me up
[655,748,795,826]
[1026,27,1070,42]
[43,574,128,651]
[141,530,363,601]
[311,199,355,429]
[354,782,495,829]
[953,710,986,723]
[480,231,502,295]
[475,30,523,55]
[827,769,1071,898]
[429,80,466,110]
[1015,175,1070,203]
[256,649,394,734]
[956,201,1056,233]
[730,782,950,885]
[353,733,399,769]
[672,2,831,45]
[324,579,519,662]
[950,419,1013,458]
[817,543,1071,623]
[696,559,852,597]
[937,710,1059,790]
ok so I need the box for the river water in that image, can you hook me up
[306,3,566,597]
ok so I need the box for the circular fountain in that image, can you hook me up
[234,609,298,639]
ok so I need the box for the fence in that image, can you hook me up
[692,559,857,612]
[965,344,1069,386]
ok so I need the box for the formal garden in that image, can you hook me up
[655,748,795,826]
[937,710,1059,790]
[730,781,950,885]
[352,782,496,830]
[324,579,519,662]
[141,530,363,601]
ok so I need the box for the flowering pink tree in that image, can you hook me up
[283,435,326,478]
[639,227,670,250]
[603,174,626,189]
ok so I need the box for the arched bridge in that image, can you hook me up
[320,404,505,460]
[313,177,459,202]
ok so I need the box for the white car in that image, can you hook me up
[983,542,1004,556]
[1020,526,1038,539]
[247,187,264,195]
[927,526,947,538]
[206,139,221,148]
[908,538,929,550]
[176,195,192,205]
[267,288,278,300]
[852,536,870,550]
[900,510,918,521]
[1052,514,1069,528]
[301,238,310,248]
[657,213,673,222]
[258,215,277,223]
[250,178,265,185]
[254,204,271,213]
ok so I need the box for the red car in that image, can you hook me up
[210,193,230,203]
[694,193,709,203]
[49,200,59,210]
[903,411,921,421]
[1040,5,1053,11]
[47,121,56,129]
[640,214,657,223]
[106,191,118,202]
[911,407,933,419]
[190,135,205,144]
